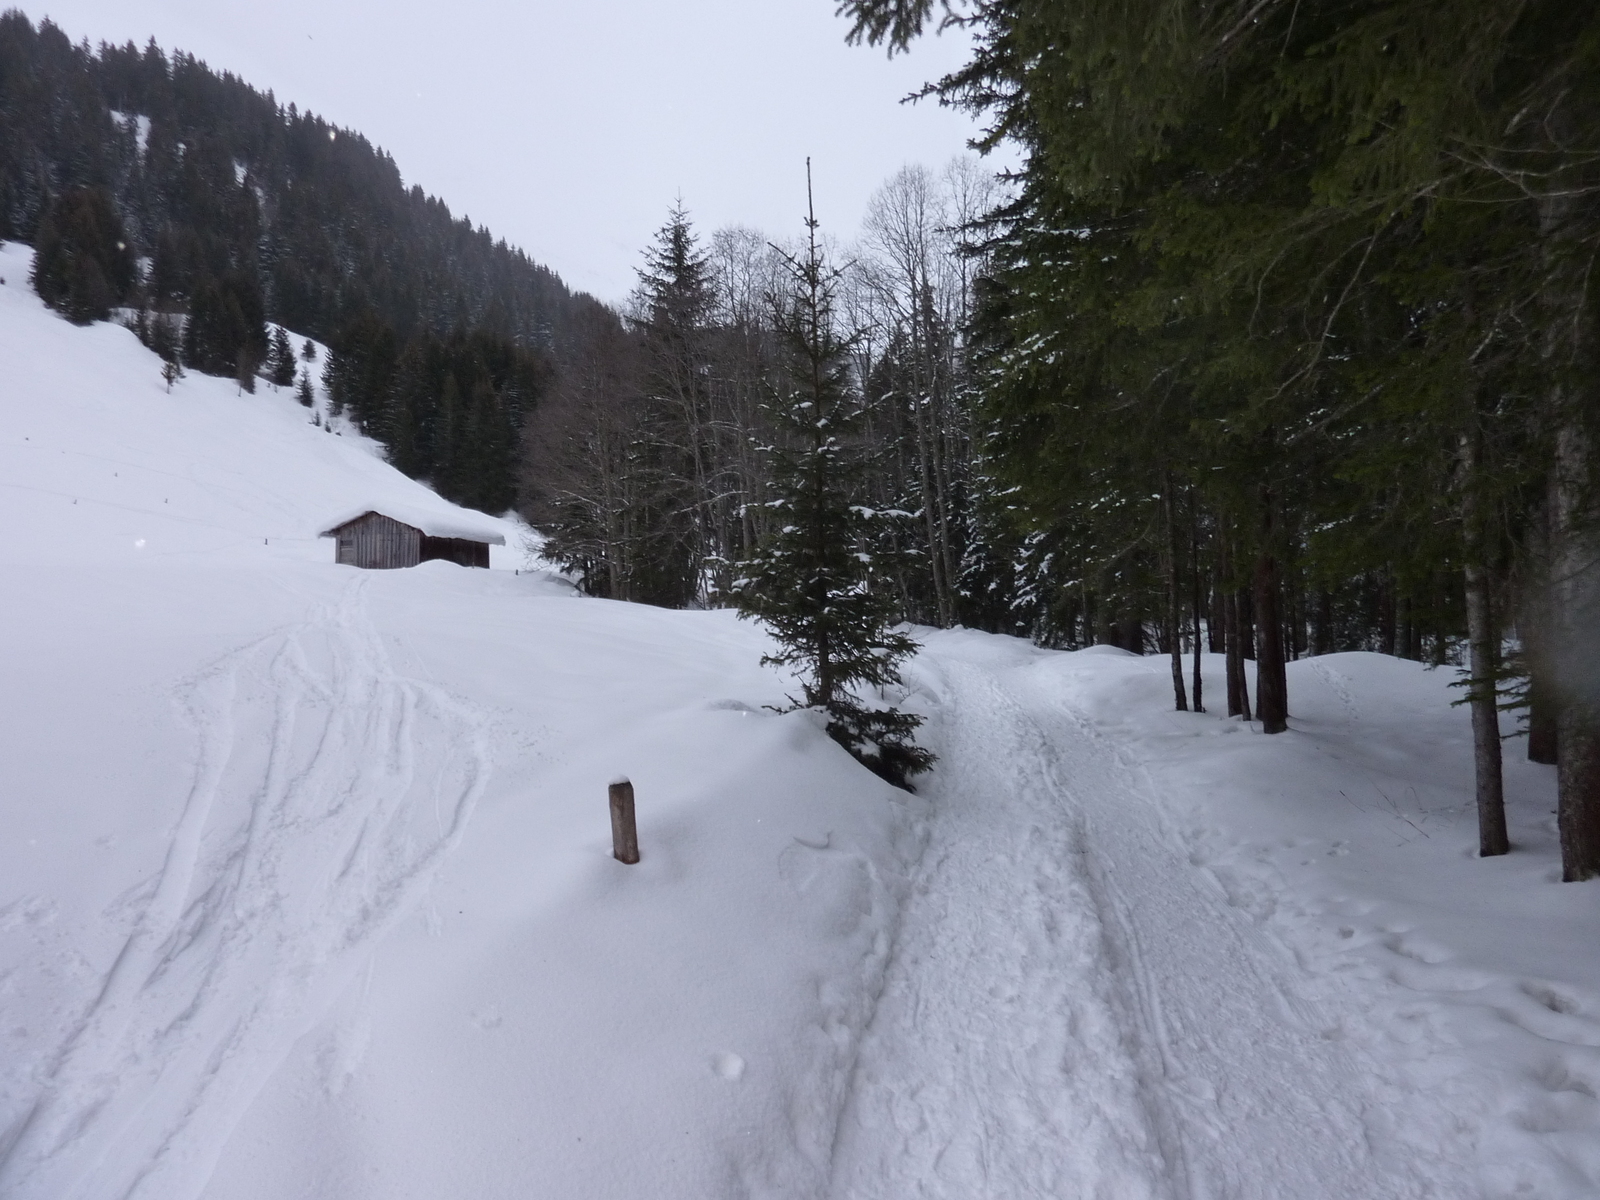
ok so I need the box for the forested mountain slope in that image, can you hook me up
[0,10,618,512]
[0,11,589,350]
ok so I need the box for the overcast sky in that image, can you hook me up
[20,1,1004,303]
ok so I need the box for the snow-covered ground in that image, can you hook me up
[1,240,1596,1199]
[838,637,1599,1199]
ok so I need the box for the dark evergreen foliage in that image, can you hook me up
[182,270,265,377]
[267,325,295,387]
[147,310,179,363]
[734,182,933,790]
[29,185,133,322]
[841,0,1600,873]
[0,12,588,351]
[325,317,541,513]
[0,10,603,512]
[628,206,720,607]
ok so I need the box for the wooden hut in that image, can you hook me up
[318,505,506,570]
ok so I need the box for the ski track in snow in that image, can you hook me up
[0,576,492,1200]
[828,651,1473,1200]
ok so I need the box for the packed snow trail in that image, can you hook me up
[828,639,1473,1200]
[0,576,492,1200]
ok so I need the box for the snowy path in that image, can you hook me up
[0,577,492,1200]
[828,645,1460,1200]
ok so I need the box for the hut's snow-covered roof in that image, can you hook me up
[318,504,507,545]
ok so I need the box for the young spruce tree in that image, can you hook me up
[735,165,934,789]
[268,326,296,387]
[629,205,717,607]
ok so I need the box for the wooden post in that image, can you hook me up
[609,778,639,864]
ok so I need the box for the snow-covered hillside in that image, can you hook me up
[1,240,1596,1199]
[0,242,917,1200]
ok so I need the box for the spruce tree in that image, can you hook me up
[632,203,718,607]
[735,167,933,789]
[295,369,314,407]
[30,187,135,324]
[148,312,179,365]
[268,326,296,387]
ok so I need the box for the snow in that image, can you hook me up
[111,110,152,155]
[837,635,1598,1198]
[318,502,507,544]
[0,240,1596,1198]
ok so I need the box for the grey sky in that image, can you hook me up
[21,1,1000,303]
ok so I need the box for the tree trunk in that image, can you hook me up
[913,395,951,627]
[1526,602,1560,766]
[1286,569,1306,660]
[1239,585,1255,666]
[1226,591,1248,718]
[1553,419,1600,879]
[1528,674,1561,765]
[1117,615,1146,655]
[1191,506,1205,714]
[1254,549,1289,734]
[1523,500,1560,765]
[1538,134,1600,880]
[1459,389,1510,855]
[1165,483,1189,711]
[1379,574,1397,657]
[1464,555,1509,856]
[1094,575,1115,647]
[1313,589,1333,656]
[1560,698,1600,881]
[1222,529,1248,717]
[929,376,961,622]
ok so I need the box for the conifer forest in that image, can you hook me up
[3,2,1598,876]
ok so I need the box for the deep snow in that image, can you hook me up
[834,637,1600,1198]
[1,241,1596,1198]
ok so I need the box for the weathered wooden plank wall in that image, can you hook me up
[334,513,422,568]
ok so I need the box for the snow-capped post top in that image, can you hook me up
[609,779,639,866]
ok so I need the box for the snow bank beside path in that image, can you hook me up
[1084,648,1600,1198]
